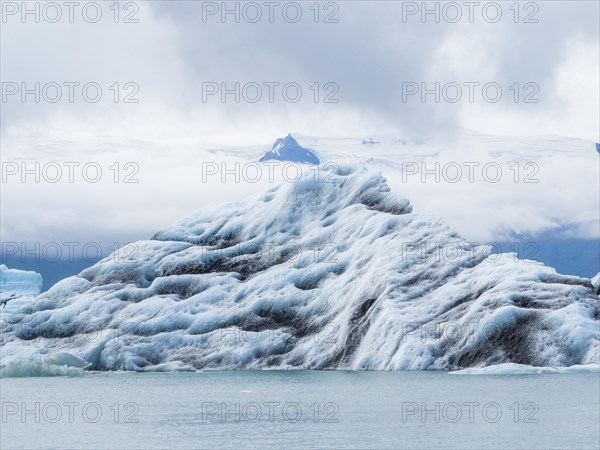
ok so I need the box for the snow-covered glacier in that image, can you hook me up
[1,166,598,373]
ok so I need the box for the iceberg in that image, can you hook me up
[450,363,600,375]
[592,273,600,295]
[1,166,598,372]
[0,264,43,302]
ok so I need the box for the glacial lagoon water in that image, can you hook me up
[1,371,598,449]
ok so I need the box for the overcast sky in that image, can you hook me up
[1,1,599,260]
[2,1,599,140]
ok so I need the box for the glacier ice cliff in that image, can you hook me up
[0,265,43,302]
[1,166,598,372]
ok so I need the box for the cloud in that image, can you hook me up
[3,1,598,140]
[1,1,598,254]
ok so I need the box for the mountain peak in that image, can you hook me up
[259,134,320,164]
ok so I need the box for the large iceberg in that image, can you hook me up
[1,166,598,372]
[0,265,43,302]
